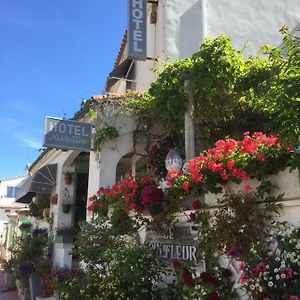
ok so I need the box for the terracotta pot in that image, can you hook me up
[64,175,72,185]
[147,203,166,222]
[50,194,58,205]
[43,208,50,219]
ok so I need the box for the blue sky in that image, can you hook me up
[0,0,127,179]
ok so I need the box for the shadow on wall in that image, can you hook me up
[179,0,204,58]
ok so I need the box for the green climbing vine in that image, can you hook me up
[127,29,299,149]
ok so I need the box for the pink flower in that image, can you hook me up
[250,268,258,277]
[182,181,190,190]
[290,297,299,300]
[256,262,266,272]
[244,183,251,193]
[239,273,248,284]
[239,261,246,271]
[263,298,271,300]
[281,267,293,279]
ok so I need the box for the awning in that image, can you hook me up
[105,58,133,90]
[15,164,57,203]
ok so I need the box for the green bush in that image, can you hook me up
[73,218,165,300]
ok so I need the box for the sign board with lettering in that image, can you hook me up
[144,223,204,268]
[43,117,92,152]
[128,0,147,60]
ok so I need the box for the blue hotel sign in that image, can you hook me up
[128,0,147,60]
[43,117,92,152]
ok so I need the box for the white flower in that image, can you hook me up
[276,274,280,280]
[268,281,274,287]
[274,268,278,273]
[250,284,255,290]
[275,257,280,261]
[281,274,286,279]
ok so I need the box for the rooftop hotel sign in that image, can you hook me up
[43,117,92,152]
[128,0,147,60]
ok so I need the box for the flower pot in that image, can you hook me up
[29,272,42,300]
[147,203,166,222]
[62,204,71,214]
[50,194,58,205]
[43,208,50,219]
[64,175,72,185]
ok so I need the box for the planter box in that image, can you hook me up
[55,234,73,243]
[205,168,300,206]
[29,272,42,300]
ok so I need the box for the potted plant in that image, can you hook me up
[63,171,73,185]
[141,184,165,222]
[55,226,78,243]
[19,222,32,232]
[50,194,58,205]
[61,188,72,213]
[62,199,71,213]
[29,202,43,218]
[43,208,50,219]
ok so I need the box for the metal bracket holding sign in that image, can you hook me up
[43,117,92,152]
[128,0,147,60]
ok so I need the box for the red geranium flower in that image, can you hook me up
[192,200,201,210]
[189,212,196,221]
[222,268,232,278]
[173,260,181,268]
[207,292,220,300]
[182,181,190,190]
[182,268,193,286]
[141,185,164,206]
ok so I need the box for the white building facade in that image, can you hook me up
[107,0,300,93]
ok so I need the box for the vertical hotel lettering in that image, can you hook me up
[128,0,147,60]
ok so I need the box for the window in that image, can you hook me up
[6,187,20,198]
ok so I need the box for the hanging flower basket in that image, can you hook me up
[147,203,166,222]
[63,172,73,185]
[62,203,71,214]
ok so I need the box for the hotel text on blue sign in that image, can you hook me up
[128,0,147,60]
[43,117,92,152]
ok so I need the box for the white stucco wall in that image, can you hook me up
[164,0,204,60]
[159,0,300,61]
[0,176,27,241]
[204,0,300,56]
